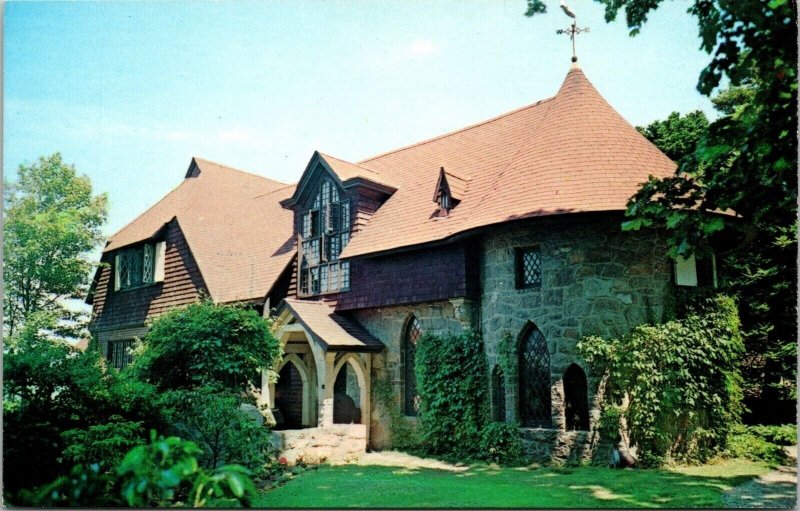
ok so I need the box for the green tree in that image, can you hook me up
[526,0,797,424]
[130,300,281,391]
[3,153,108,336]
[635,111,709,164]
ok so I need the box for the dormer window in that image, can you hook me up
[114,241,165,291]
[432,167,467,217]
[298,177,351,296]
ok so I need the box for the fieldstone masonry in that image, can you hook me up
[481,214,672,463]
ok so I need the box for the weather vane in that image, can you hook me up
[556,0,589,63]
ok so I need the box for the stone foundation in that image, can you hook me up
[270,425,367,465]
[520,428,612,465]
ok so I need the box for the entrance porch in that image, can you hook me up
[260,299,384,463]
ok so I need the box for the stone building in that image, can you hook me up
[88,63,719,463]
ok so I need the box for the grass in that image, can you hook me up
[254,458,771,508]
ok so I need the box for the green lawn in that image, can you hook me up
[255,458,771,508]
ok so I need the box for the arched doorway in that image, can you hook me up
[519,322,552,427]
[491,365,506,422]
[333,360,361,424]
[564,364,590,431]
[275,359,308,429]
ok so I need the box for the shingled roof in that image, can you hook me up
[103,157,296,303]
[340,63,677,259]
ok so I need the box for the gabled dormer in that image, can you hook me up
[281,152,397,297]
[432,167,469,217]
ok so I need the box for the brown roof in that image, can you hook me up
[318,153,397,189]
[104,157,296,303]
[340,64,677,258]
[282,299,384,352]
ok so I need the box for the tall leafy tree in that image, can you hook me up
[3,153,108,336]
[527,0,797,423]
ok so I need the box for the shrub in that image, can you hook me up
[727,425,788,465]
[479,422,526,465]
[20,432,256,508]
[579,294,744,466]
[131,300,281,391]
[61,417,146,469]
[2,319,160,498]
[415,330,488,456]
[158,387,275,474]
[748,424,797,446]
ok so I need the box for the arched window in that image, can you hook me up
[564,364,590,431]
[403,316,422,416]
[491,365,506,422]
[519,323,552,427]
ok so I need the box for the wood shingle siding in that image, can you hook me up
[90,219,208,330]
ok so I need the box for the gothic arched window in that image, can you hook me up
[491,365,506,422]
[519,323,552,427]
[564,363,590,431]
[403,316,422,416]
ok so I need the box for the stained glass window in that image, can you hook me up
[519,323,551,427]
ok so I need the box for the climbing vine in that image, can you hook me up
[371,376,417,449]
[579,294,744,466]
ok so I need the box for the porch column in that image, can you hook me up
[318,351,337,426]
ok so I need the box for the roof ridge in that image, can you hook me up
[462,93,560,217]
[358,96,556,165]
[192,156,293,187]
[318,152,383,176]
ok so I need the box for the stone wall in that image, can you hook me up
[270,425,367,465]
[481,213,672,462]
[353,300,470,448]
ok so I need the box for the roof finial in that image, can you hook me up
[556,0,589,63]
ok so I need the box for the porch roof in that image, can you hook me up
[281,299,384,353]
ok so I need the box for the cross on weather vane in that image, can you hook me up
[556,0,589,63]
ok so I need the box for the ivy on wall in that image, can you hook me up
[579,294,744,466]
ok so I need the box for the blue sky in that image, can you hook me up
[5,0,714,237]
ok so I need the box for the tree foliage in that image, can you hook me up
[579,294,744,466]
[3,153,108,336]
[130,300,281,391]
[2,315,161,497]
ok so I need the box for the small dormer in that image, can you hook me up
[433,167,469,217]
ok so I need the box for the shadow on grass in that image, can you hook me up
[255,459,773,509]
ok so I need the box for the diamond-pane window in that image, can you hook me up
[116,243,155,290]
[516,247,542,289]
[519,324,551,427]
[404,316,422,416]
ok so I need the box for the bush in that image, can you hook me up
[20,432,256,508]
[158,387,275,475]
[415,330,488,457]
[479,422,526,465]
[2,319,161,498]
[579,294,744,466]
[748,424,797,446]
[131,300,281,391]
[727,425,788,465]
[61,417,146,469]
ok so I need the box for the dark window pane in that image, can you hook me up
[492,365,506,422]
[519,324,551,427]
[516,247,542,288]
[564,364,590,431]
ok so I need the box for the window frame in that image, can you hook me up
[106,339,135,369]
[114,241,165,292]
[515,246,543,290]
[297,176,352,297]
[403,315,422,417]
